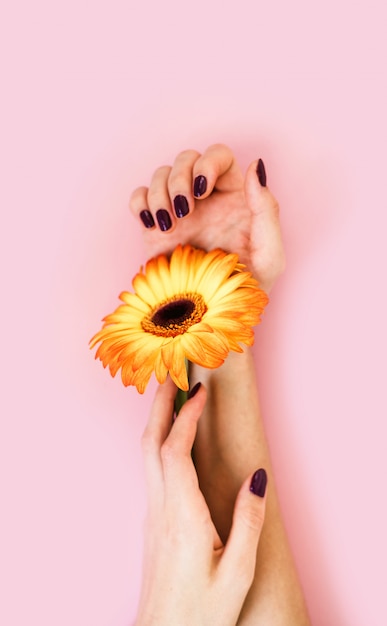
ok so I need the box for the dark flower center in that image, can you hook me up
[151,299,196,327]
[141,293,207,338]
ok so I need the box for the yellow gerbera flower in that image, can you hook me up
[90,244,268,393]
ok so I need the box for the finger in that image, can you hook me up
[165,383,206,456]
[192,143,243,199]
[147,165,176,233]
[129,186,156,230]
[161,383,207,500]
[244,159,286,292]
[168,149,201,219]
[218,468,267,594]
[141,377,177,497]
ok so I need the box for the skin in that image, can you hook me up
[130,145,284,292]
[130,144,311,625]
[136,378,267,626]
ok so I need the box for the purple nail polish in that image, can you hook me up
[156,209,172,231]
[193,175,207,198]
[256,159,267,187]
[139,209,155,229]
[188,382,201,399]
[249,468,267,497]
[173,195,189,218]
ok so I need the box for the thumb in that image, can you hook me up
[219,469,267,592]
[244,159,285,292]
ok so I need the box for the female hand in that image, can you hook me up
[130,144,284,293]
[136,378,268,626]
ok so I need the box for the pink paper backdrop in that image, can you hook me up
[2,1,386,624]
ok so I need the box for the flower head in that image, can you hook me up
[90,245,268,393]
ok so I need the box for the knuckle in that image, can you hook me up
[208,142,231,153]
[164,516,189,546]
[175,149,200,163]
[236,560,255,587]
[160,440,177,465]
[168,172,189,192]
[147,188,168,207]
[221,559,255,594]
[147,168,172,204]
[129,186,148,206]
[239,563,256,590]
[151,165,172,181]
[239,503,265,531]
[271,199,280,218]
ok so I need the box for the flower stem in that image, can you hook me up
[173,358,189,416]
[174,387,189,416]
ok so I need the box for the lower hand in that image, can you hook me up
[136,378,268,626]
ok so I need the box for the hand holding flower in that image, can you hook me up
[136,377,267,626]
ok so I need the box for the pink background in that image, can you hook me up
[1,1,386,624]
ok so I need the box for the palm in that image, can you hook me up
[142,187,253,268]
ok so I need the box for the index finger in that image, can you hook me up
[192,143,244,198]
[160,383,207,503]
[141,377,176,497]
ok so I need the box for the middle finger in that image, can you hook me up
[168,149,201,219]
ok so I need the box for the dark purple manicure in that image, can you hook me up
[139,209,155,229]
[249,468,267,497]
[156,209,172,231]
[188,382,201,399]
[173,195,189,218]
[256,159,267,187]
[193,175,207,198]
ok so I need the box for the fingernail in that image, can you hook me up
[256,159,267,187]
[249,468,267,497]
[188,382,201,399]
[193,175,207,198]
[156,209,172,231]
[173,194,189,218]
[139,209,155,229]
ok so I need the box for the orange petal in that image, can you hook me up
[206,271,257,304]
[132,272,159,306]
[119,292,151,313]
[154,349,169,385]
[161,338,189,391]
[196,253,239,298]
[187,330,229,367]
[180,332,207,364]
[132,363,154,394]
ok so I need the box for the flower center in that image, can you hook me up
[141,293,207,337]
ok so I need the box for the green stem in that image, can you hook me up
[174,387,189,416]
[173,358,190,416]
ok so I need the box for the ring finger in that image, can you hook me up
[147,165,175,232]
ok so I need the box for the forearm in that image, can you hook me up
[191,349,311,625]
[191,349,274,538]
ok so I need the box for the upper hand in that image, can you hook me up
[130,144,285,293]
